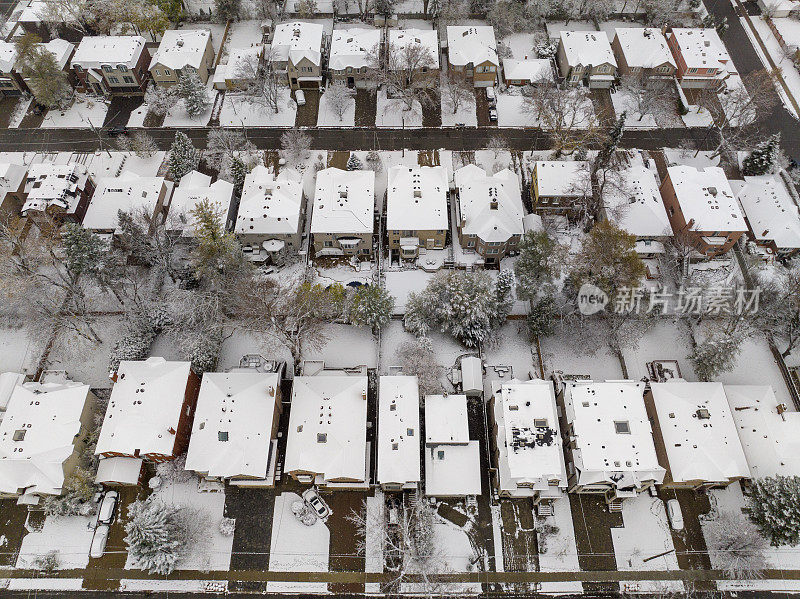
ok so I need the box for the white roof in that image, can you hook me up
[185,372,279,480]
[271,21,324,66]
[492,379,567,495]
[425,441,481,496]
[329,27,381,70]
[559,31,616,68]
[455,164,524,243]
[377,376,421,486]
[311,167,375,235]
[461,356,482,394]
[95,456,142,485]
[0,381,91,497]
[666,165,747,232]
[534,161,589,198]
[606,165,672,238]
[446,25,498,67]
[724,385,800,478]
[502,58,553,83]
[284,375,368,482]
[42,39,75,70]
[95,358,193,458]
[150,29,211,71]
[613,28,676,69]
[649,382,750,484]
[0,163,27,198]
[72,36,146,69]
[22,163,90,216]
[0,41,18,72]
[388,28,439,68]
[563,380,665,488]
[236,166,302,237]
[425,394,469,444]
[170,170,234,236]
[386,165,448,232]
[0,372,25,411]
[83,172,170,232]
[669,28,732,72]
[735,175,800,249]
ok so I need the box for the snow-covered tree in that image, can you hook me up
[494,269,515,324]
[366,40,437,112]
[116,131,158,157]
[280,128,311,167]
[485,134,506,159]
[14,34,72,109]
[350,284,394,331]
[706,512,767,579]
[365,150,382,173]
[177,71,211,119]
[227,156,249,197]
[297,0,317,15]
[742,134,780,176]
[322,83,355,122]
[233,50,282,114]
[440,70,473,116]
[93,0,170,38]
[155,453,193,484]
[190,198,243,280]
[144,84,178,117]
[535,39,557,59]
[168,132,200,180]
[205,129,257,180]
[523,83,600,156]
[403,291,431,337]
[526,295,558,338]
[214,0,240,20]
[755,263,800,357]
[43,466,97,517]
[219,517,236,537]
[32,550,61,573]
[688,331,743,381]
[747,476,800,546]
[514,230,564,301]
[619,73,671,123]
[109,313,158,373]
[397,336,444,394]
[124,497,193,575]
[346,154,363,170]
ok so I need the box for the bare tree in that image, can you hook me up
[440,70,473,115]
[705,512,768,580]
[233,49,283,114]
[116,131,158,157]
[322,83,356,122]
[205,129,259,175]
[280,128,312,168]
[366,41,437,112]
[523,82,600,156]
[397,337,445,394]
[618,73,672,122]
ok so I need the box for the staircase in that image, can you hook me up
[536,502,554,517]
[608,499,624,513]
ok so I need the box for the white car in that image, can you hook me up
[485,86,496,105]
[97,490,119,526]
[90,524,109,558]
[302,488,331,521]
[666,499,684,531]
[295,89,306,106]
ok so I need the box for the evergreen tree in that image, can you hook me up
[228,156,248,198]
[190,198,242,279]
[346,154,363,170]
[366,150,382,172]
[527,295,557,338]
[214,0,240,20]
[177,71,211,119]
[747,476,800,546]
[514,230,563,300]
[688,331,743,380]
[493,269,515,324]
[168,132,200,180]
[125,497,190,575]
[742,134,780,176]
[350,284,394,331]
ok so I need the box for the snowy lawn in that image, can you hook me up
[217,326,292,371]
[8,97,32,128]
[537,496,583,594]
[680,104,714,127]
[380,320,468,379]
[483,322,538,381]
[219,90,297,127]
[120,580,222,592]
[715,333,793,406]
[662,148,719,169]
[41,95,109,128]
[745,17,800,119]
[502,33,537,60]
[16,515,95,570]
[317,90,356,127]
[621,320,698,382]
[226,20,263,47]
[163,83,215,127]
[0,325,42,374]
[127,104,147,127]
[7,579,84,590]
[365,491,384,593]
[314,262,374,286]
[497,89,538,128]
[441,91,477,127]
[539,328,625,380]
[384,269,436,314]
[610,89,657,129]
[305,323,377,369]
[376,89,422,128]
[267,492,329,594]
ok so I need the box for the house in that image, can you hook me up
[149,29,214,86]
[425,393,481,497]
[168,170,234,238]
[732,175,800,259]
[557,31,617,88]
[502,58,554,86]
[659,165,747,257]
[0,163,28,223]
[386,165,448,261]
[611,28,676,79]
[0,378,95,504]
[284,374,368,488]
[724,385,800,479]
[387,28,440,87]
[95,357,200,485]
[185,371,282,486]
[667,28,734,90]
[213,44,265,91]
[377,376,421,491]
[328,28,381,89]
[446,26,499,87]
[21,163,94,224]
[235,166,303,264]
[0,40,73,95]
[561,380,665,508]
[82,172,172,237]
[531,160,590,215]
[270,21,324,89]
[454,164,524,266]
[71,36,150,96]
[311,167,375,259]
[489,379,568,506]
[646,382,750,489]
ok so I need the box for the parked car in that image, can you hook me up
[90,524,110,558]
[295,89,306,106]
[106,125,128,137]
[97,490,119,526]
[302,487,331,521]
[488,108,498,122]
[485,86,496,106]
[666,499,684,530]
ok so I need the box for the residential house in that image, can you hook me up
[185,371,283,486]
[386,165,448,260]
[557,31,617,88]
[329,27,381,89]
[213,44,264,91]
[561,380,665,508]
[387,28,440,87]
[311,167,375,259]
[531,160,590,215]
[667,28,734,89]
[733,174,800,260]
[646,382,750,489]
[454,164,524,266]
[0,378,96,504]
[425,393,481,497]
[489,379,567,507]
[71,36,150,95]
[377,376,421,491]
[284,374,369,488]
[0,163,28,223]
[446,25,499,87]
[168,170,234,238]
[21,163,94,224]
[95,357,200,486]
[149,29,215,87]
[611,28,676,79]
[502,58,554,86]
[270,21,324,89]
[659,165,748,257]
[0,41,25,96]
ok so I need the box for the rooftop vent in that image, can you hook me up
[697,408,711,419]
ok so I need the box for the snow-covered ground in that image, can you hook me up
[662,148,720,169]
[483,322,538,381]
[6,579,84,590]
[120,580,222,592]
[226,19,263,48]
[610,89,657,129]
[8,97,32,128]
[219,90,297,127]
[376,89,422,128]
[380,320,467,377]
[0,325,42,375]
[744,16,800,119]
[384,269,435,314]
[217,327,292,371]
[621,320,698,382]
[537,496,583,594]
[497,89,538,128]
[441,92,477,127]
[41,95,109,128]
[502,33,537,60]
[163,83,215,127]
[545,21,597,39]
[127,104,148,127]
[539,328,625,380]
[305,323,377,369]
[317,89,356,127]
[77,150,166,179]
[365,491,384,593]
[16,515,95,570]
[680,104,714,127]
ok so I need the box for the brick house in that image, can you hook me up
[71,36,150,96]
[667,28,734,89]
[611,28,676,79]
[21,163,94,225]
[446,26,499,88]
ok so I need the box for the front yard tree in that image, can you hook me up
[747,476,800,546]
[144,84,178,117]
[205,129,257,180]
[688,330,743,381]
[280,127,312,167]
[366,40,436,112]
[116,131,159,157]
[524,82,600,157]
[618,73,670,123]
[705,512,768,579]
[178,71,210,119]
[168,132,200,180]
[15,35,72,109]
[125,497,193,575]
[349,284,394,331]
[233,50,281,113]
[323,82,355,122]
[742,133,780,176]
[397,337,444,394]
[440,70,473,115]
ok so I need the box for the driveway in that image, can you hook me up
[0,499,29,567]
[294,89,321,128]
[0,97,21,128]
[354,89,376,127]
[589,89,616,127]
[568,493,623,593]
[474,88,497,127]
[103,96,144,128]
[421,89,442,127]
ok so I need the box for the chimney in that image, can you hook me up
[268,385,275,397]
[177,39,184,47]
[490,199,498,210]
[777,403,788,420]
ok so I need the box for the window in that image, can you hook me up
[467,240,475,247]
[346,67,352,73]
[74,64,82,72]
[108,76,119,84]
[154,69,160,76]
[614,421,631,434]
[218,431,229,441]
[13,429,26,442]
[324,240,333,247]
[102,65,112,72]
[687,67,698,74]
[123,76,134,83]
[317,433,327,443]
[390,403,397,411]
[437,450,445,460]
[164,68,171,76]
[392,442,399,450]
[118,65,128,72]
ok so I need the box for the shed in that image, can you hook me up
[461,356,483,397]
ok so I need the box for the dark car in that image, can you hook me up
[106,126,129,137]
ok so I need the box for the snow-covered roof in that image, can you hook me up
[377,376,421,487]
[271,21,324,66]
[649,382,750,484]
[666,165,746,233]
[214,44,264,84]
[424,441,481,496]
[0,372,25,412]
[446,25,498,67]
[0,380,91,497]
[185,372,280,480]
[71,36,146,69]
[0,163,27,198]
[563,380,665,488]
[311,167,375,235]
[461,356,482,394]
[150,29,211,71]
[669,28,732,73]
[170,170,234,236]
[329,27,381,70]
[491,379,567,496]
[0,41,18,72]
[426,394,469,444]
[95,455,142,485]
[606,165,672,238]
[534,161,589,198]
[236,165,302,237]
[502,58,553,83]
[95,358,193,458]
[613,27,676,69]
[455,164,524,243]
[734,175,800,249]
[559,31,617,68]
[83,171,170,232]
[284,375,368,482]
[724,385,800,479]
[22,163,90,216]
[17,0,47,23]
[388,28,439,69]
[42,39,75,70]
[386,165,448,232]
